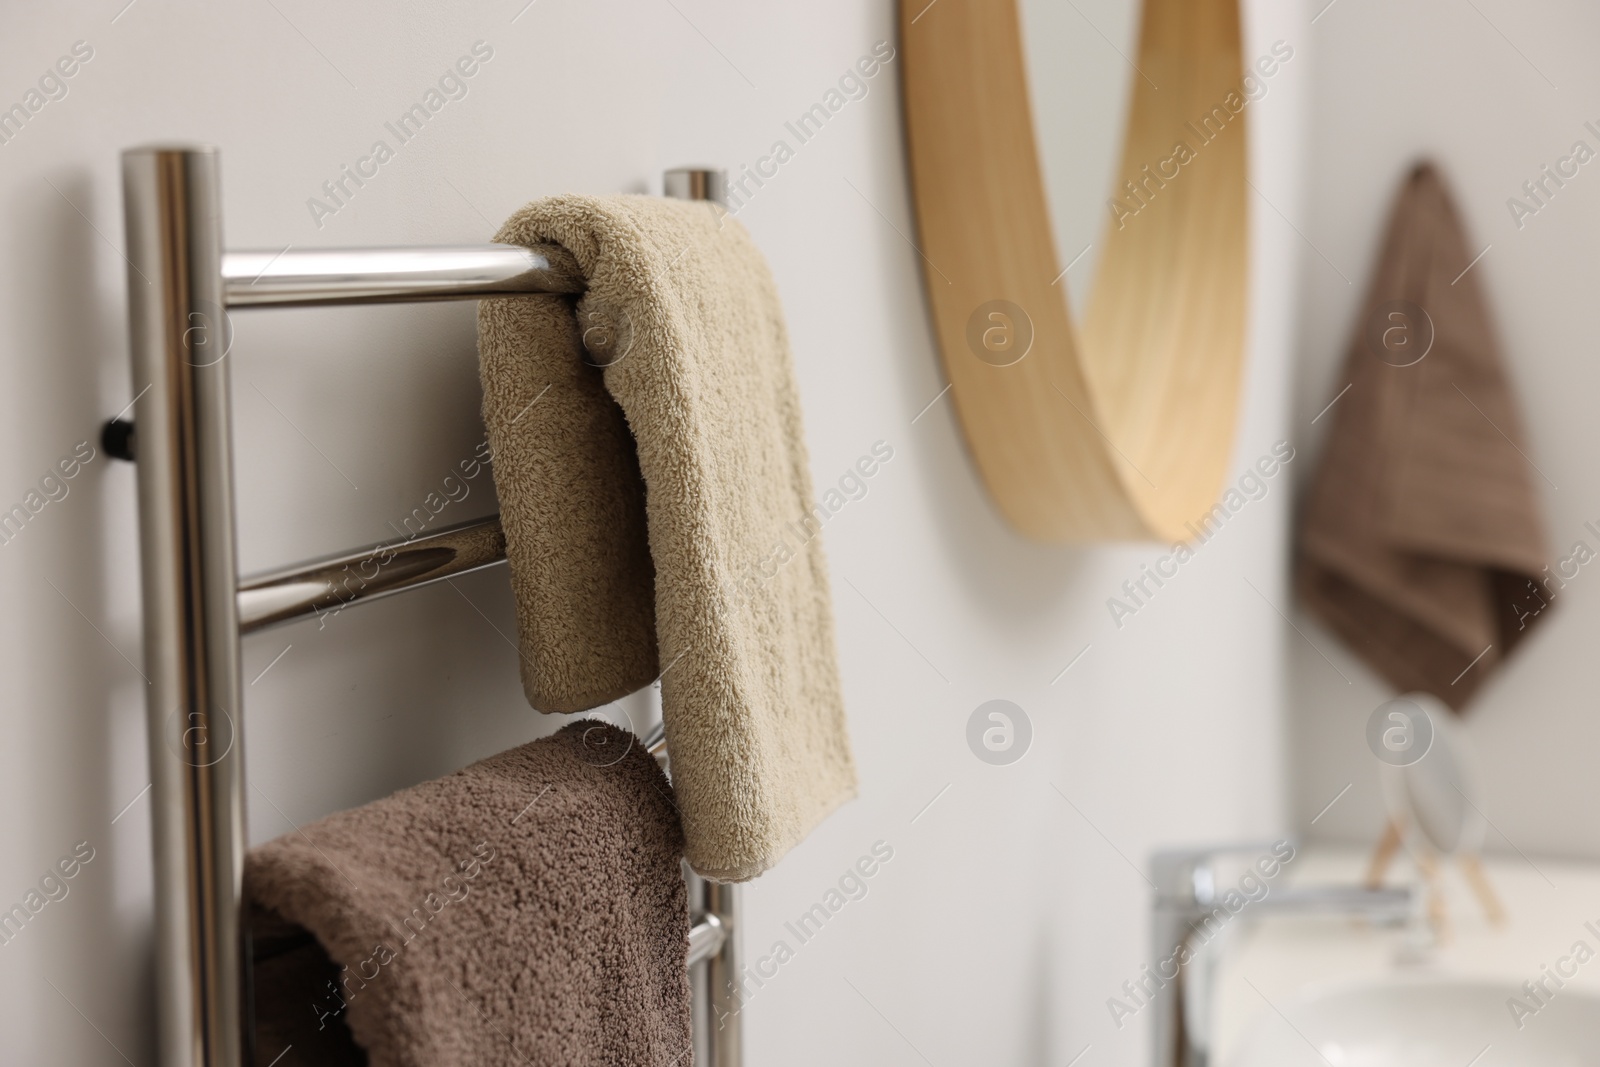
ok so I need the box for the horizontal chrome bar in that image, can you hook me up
[686,914,727,968]
[238,515,505,634]
[222,243,584,307]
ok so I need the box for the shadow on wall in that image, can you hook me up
[883,267,1094,630]
[1022,928,1055,1066]
[9,167,147,1053]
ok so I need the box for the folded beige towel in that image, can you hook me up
[246,723,690,1067]
[1298,163,1549,710]
[478,195,856,881]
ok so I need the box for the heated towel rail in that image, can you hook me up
[115,144,740,1067]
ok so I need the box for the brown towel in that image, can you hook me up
[1298,163,1550,710]
[477,195,857,881]
[245,722,690,1067]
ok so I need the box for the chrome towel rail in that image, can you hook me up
[236,515,507,634]
[223,243,584,307]
[118,144,738,1067]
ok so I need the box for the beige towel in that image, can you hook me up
[246,723,690,1067]
[1298,163,1549,710]
[477,195,856,881]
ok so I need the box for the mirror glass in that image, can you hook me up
[1379,694,1486,859]
[1018,0,1140,310]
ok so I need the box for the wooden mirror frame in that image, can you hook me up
[899,0,1249,541]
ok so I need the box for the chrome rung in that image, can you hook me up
[642,721,667,757]
[237,515,506,634]
[686,915,727,968]
[223,243,584,307]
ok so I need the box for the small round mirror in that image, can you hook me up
[1377,693,1485,859]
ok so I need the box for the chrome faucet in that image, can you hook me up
[1148,842,1413,1067]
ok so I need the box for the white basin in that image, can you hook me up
[1229,980,1600,1067]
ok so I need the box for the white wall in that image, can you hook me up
[0,1,1302,1064]
[1289,0,1600,862]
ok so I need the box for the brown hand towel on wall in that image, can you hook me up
[1298,162,1550,711]
[478,195,857,882]
[245,722,689,1067]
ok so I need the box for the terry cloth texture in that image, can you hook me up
[1298,162,1549,711]
[245,722,690,1067]
[477,194,857,881]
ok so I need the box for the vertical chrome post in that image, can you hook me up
[685,874,742,1067]
[123,145,248,1067]
[664,167,730,206]
[703,880,743,1067]
[663,166,741,1067]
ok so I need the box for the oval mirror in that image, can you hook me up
[900,0,1251,541]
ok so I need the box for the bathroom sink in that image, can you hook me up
[1228,980,1600,1067]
